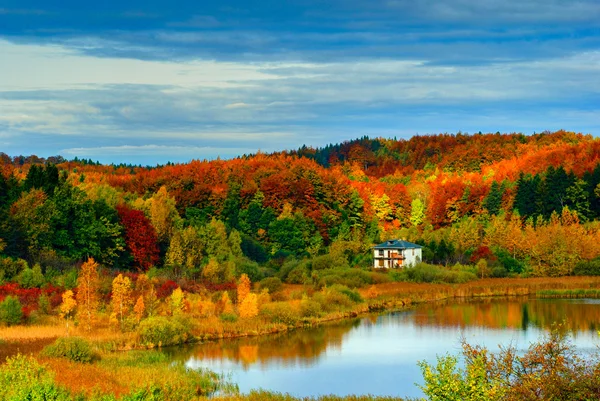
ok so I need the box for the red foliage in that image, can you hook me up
[203,281,237,293]
[116,205,160,271]
[470,246,498,264]
[156,280,179,299]
[0,283,64,313]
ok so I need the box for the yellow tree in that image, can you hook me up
[111,274,133,329]
[59,290,77,335]
[218,291,235,315]
[76,257,100,332]
[170,287,186,316]
[239,293,258,319]
[133,296,145,323]
[237,274,251,305]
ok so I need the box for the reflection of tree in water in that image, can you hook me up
[172,318,361,370]
[411,298,600,333]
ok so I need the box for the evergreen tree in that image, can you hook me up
[484,181,504,216]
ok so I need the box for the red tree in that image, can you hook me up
[116,205,160,271]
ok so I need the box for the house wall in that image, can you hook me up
[402,248,422,267]
[373,248,422,268]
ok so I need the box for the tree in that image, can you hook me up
[59,290,77,335]
[76,257,100,332]
[410,198,426,227]
[239,293,258,319]
[116,205,159,270]
[237,274,251,305]
[111,274,133,329]
[484,181,504,216]
[170,287,185,316]
[0,295,23,326]
[133,296,145,323]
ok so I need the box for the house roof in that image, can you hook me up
[373,239,423,249]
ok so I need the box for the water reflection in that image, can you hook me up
[180,298,600,398]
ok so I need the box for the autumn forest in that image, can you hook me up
[3,130,600,400]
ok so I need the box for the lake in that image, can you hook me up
[175,297,600,398]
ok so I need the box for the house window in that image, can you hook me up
[412,249,415,256]
[378,259,385,267]
[378,249,384,256]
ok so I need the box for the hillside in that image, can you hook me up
[1,130,600,281]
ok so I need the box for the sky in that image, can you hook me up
[1,0,599,165]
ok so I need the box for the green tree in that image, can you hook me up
[484,181,504,216]
[410,198,426,227]
[0,296,23,326]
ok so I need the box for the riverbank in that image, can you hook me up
[3,276,600,399]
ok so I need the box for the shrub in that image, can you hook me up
[0,354,72,401]
[260,302,299,325]
[138,316,190,347]
[396,262,477,284]
[38,293,51,315]
[314,268,373,288]
[572,258,600,276]
[299,296,322,318]
[0,295,23,325]
[220,312,238,322]
[311,254,349,271]
[313,287,355,312]
[42,337,96,363]
[259,277,283,294]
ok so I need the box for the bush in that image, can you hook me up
[0,295,23,325]
[313,268,373,288]
[299,296,322,318]
[41,337,96,363]
[220,312,238,323]
[313,287,356,312]
[573,258,600,276]
[285,264,310,284]
[138,316,190,347]
[259,277,283,294]
[311,254,349,271]
[0,354,73,401]
[395,262,477,284]
[260,302,299,325]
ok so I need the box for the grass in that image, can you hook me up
[537,288,600,298]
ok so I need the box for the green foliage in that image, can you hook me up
[313,268,373,288]
[311,253,350,271]
[299,296,323,318]
[0,295,23,325]
[572,258,600,276]
[312,287,356,312]
[395,262,477,284]
[41,337,97,363]
[0,354,73,401]
[420,327,600,401]
[260,302,300,326]
[494,248,525,274]
[220,312,238,322]
[259,277,283,294]
[16,263,45,288]
[0,257,28,280]
[137,316,190,347]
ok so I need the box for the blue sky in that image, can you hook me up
[1,0,599,164]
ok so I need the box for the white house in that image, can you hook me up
[373,239,422,268]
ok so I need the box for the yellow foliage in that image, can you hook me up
[170,287,186,316]
[111,274,133,328]
[133,296,145,322]
[237,274,251,305]
[366,285,379,299]
[239,293,259,319]
[59,290,77,335]
[76,257,100,332]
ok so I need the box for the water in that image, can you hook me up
[174,298,600,398]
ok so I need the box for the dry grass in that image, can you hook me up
[0,324,66,341]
